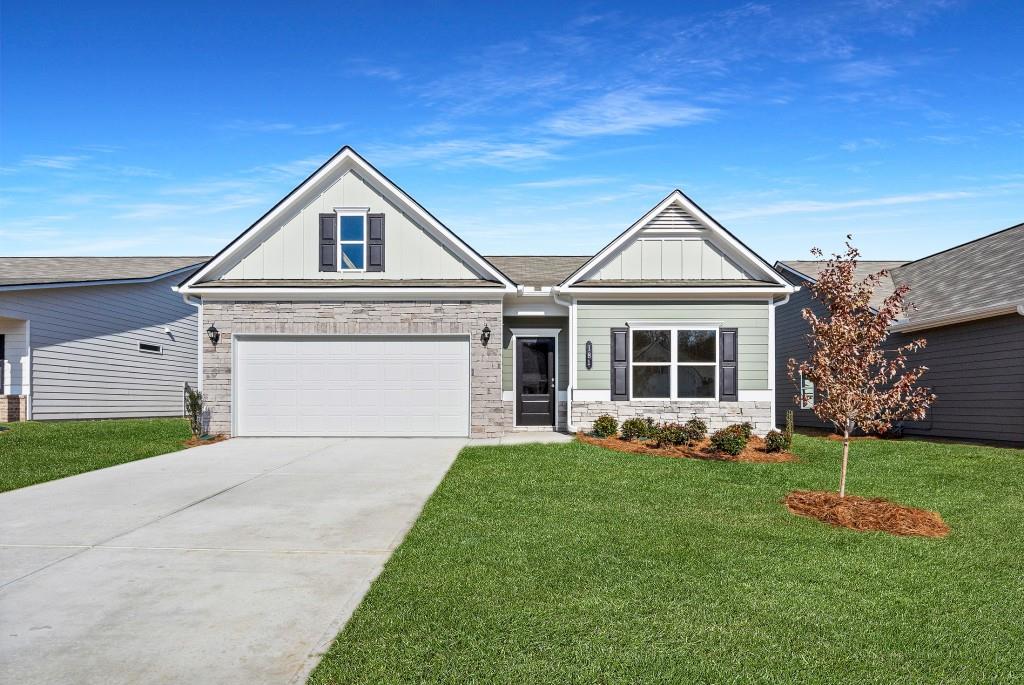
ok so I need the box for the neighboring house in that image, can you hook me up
[775,222,1024,445]
[0,257,205,422]
[176,146,795,439]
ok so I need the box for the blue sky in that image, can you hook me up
[2,1,1021,262]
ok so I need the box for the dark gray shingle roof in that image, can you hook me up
[0,256,208,287]
[776,260,908,310]
[485,255,590,287]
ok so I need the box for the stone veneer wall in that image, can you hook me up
[572,400,772,436]
[202,300,503,438]
[0,395,27,422]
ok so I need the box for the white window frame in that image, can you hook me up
[335,207,369,272]
[629,324,719,401]
[798,371,815,409]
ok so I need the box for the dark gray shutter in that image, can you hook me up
[610,327,629,401]
[367,213,385,272]
[720,327,738,402]
[318,213,337,272]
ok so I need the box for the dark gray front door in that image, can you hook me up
[516,337,555,426]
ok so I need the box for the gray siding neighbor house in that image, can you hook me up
[775,222,1024,445]
[176,146,795,439]
[0,257,205,421]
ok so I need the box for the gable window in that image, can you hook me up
[798,371,815,409]
[337,209,367,271]
[631,326,717,400]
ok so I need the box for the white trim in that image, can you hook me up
[25,319,32,420]
[890,303,1024,332]
[180,147,515,291]
[2,264,201,293]
[336,208,369,273]
[628,324,719,401]
[559,286,793,297]
[561,190,793,289]
[573,389,610,401]
[183,287,507,300]
[510,328,561,428]
[738,390,772,401]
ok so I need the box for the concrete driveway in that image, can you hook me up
[0,437,463,684]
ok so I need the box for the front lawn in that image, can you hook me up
[0,418,191,492]
[309,434,1024,684]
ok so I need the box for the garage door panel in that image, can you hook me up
[236,336,470,437]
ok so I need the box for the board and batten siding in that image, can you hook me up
[221,170,478,281]
[502,316,569,392]
[576,300,770,391]
[0,273,198,420]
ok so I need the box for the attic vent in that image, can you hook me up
[139,342,163,354]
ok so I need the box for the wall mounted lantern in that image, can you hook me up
[481,325,492,346]
[206,324,220,346]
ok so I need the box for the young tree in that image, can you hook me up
[788,238,935,497]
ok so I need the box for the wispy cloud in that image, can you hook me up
[543,89,714,137]
[367,139,564,169]
[840,137,885,152]
[347,62,403,81]
[219,120,346,136]
[21,154,90,170]
[830,59,898,84]
[514,176,613,189]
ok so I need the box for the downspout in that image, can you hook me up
[552,286,574,432]
[769,292,793,429]
[182,294,204,392]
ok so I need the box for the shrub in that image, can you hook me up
[620,417,656,441]
[710,424,749,456]
[655,422,688,446]
[184,384,205,439]
[784,410,794,448]
[683,417,708,444]
[591,414,618,438]
[736,421,754,441]
[764,429,787,453]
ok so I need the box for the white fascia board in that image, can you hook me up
[182,147,514,289]
[561,190,791,288]
[185,287,507,301]
[0,265,201,293]
[560,286,793,298]
[890,303,1024,333]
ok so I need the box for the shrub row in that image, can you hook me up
[592,413,792,456]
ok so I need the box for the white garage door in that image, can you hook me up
[235,336,470,437]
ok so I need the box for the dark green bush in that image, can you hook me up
[764,429,787,453]
[736,422,754,441]
[591,414,618,438]
[654,422,688,446]
[620,417,656,441]
[683,417,708,443]
[710,424,749,456]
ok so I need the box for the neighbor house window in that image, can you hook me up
[799,371,815,409]
[631,326,717,400]
[337,210,367,271]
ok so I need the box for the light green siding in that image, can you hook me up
[502,317,569,392]
[575,300,769,391]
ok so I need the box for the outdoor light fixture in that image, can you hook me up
[481,325,491,346]
[206,324,220,346]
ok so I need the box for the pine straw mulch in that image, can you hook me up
[784,490,950,538]
[182,434,228,448]
[577,432,798,463]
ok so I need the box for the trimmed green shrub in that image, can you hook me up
[591,414,618,438]
[784,410,794,448]
[710,424,749,456]
[184,384,205,439]
[620,417,656,441]
[683,417,708,444]
[654,422,688,446]
[764,429,787,453]
[736,422,754,441]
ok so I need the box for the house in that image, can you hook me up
[775,222,1024,445]
[0,257,205,422]
[176,146,795,438]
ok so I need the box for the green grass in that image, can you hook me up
[309,434,1024,684]
[0,418,191,492]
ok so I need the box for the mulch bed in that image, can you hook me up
[182,434,228,448]
[784,490,950,538]
[577,432,798,463]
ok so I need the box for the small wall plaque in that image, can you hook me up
[585,340,593,369]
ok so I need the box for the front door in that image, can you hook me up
[516,337,555,426]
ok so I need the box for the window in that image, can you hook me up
[139,342,163,354]
[337,210,367,271]
[631,326,717,400]
[799,371,815,409]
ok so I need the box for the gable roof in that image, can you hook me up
[179,146,514,292]
[558,189,792,291]
[776,260,908,311]
[485,255,590,287]
[0,256,206,290]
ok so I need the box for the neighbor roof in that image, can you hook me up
[776,260,908,310]
[0,256,208,288]
[484,256,590,287]
[890,222,1024,328]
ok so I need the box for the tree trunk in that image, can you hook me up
[839,426,850,497]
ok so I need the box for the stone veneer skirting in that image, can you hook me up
[572,400,773,436]
[0,395,28,422]
[503,400,568,431]
[202,300,503,438]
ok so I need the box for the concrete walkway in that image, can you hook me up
[0,437,463,685]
